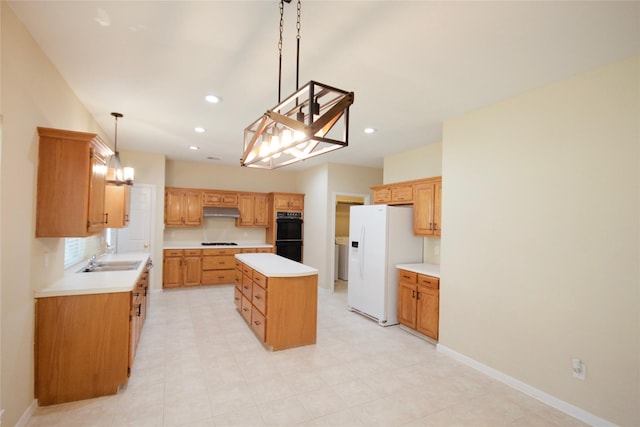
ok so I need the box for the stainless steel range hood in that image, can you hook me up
[203,206,240,218]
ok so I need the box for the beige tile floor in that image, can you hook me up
[26,282,587,427]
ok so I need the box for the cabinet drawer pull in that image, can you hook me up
[253,320,262,326]
[255,295,261,300]
[243,307,249,312]
[412,290,416,298]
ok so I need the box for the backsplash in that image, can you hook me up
[424,237,441,265]
[163,217,267,244]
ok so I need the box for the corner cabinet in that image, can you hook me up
[36,127,112,237]
[164,188,203,226]
[162,249,202,288]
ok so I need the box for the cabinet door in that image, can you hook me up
[433,181,442,236]
[373,188,391,204]
[163,256,183,288]
[416,286,439,340]
[104,184,131,228]
[390,185,412,204]
[165,190,184,226]
[288,195,304,211]
[183,191,203,226]
[87,149,107,233]
[254,194,268,226]
[273,196,290,211]
[397,281,417,329]
[238,194,255,226]
[413,182,435,236]
[183,256,202,286]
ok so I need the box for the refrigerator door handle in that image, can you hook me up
[359,225,365,278]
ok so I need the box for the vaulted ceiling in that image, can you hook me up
[8,1,640,170]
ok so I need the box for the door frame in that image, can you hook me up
[329,191,370,293]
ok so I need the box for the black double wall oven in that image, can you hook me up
[275,211,303,262]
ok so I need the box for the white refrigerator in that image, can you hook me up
[347,205,423,326]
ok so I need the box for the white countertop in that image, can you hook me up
[396,263,440,278]
[236,253,318,278]
[164,241,273,250]
[35,252,151,298]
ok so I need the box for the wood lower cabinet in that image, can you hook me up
[165,188,203,226]
[413,180,442,237]
[397,269,440,340]
[202,248,240,285]
[162,249,202,288]
[36,127,112,237]
[35,266,150,406]
[235,258,317,350]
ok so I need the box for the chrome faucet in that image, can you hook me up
[88,254,97,268]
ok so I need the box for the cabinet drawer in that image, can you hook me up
[418,274,439,290]
[256,247,272,253]
[252,283,266,314]
[241,275,253,299]
[164,249,183,257]
[241,264,252,277]
[251,306,266,343]
[398,270,417,284]
[202,269,235,285]
[184,249,202,256]
[234,270,242,287]
[234,287,242,311]
[202,248,241,256]
[202,255,236,270]
[241,296,252,324]
[253,271,267,288]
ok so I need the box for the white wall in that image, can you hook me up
[440,56,639,427]
[0,5,107,425]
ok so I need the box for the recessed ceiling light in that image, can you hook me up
[194,127,205,133]
[189,146,200,150]
[364,127,377,134]
[205,95,221,104]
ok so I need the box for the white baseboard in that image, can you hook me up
[436,344,618,427]
[14,399,36,427]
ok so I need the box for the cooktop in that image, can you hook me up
[201,242,238,246]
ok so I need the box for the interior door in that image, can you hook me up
[116,185,152,253]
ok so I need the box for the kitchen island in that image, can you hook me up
[235,253,318,350]
[34,253,151,405]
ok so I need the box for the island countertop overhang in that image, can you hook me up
[235,253,318,278]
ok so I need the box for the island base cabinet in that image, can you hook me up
[35,293,130,406]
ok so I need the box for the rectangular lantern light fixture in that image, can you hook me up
[241,80,354,170]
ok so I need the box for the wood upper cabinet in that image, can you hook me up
[372,184,412,205]
[104,184,131,228]
[413,179,442,237]
[36,127,112,237]
[202,191,238,207]
[397,269,440,340]
[237,193,268,227]
[165,188,202,226]
[273,193,304,212]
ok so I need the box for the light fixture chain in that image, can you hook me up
[278,0,285,103]
[296,0,301,91]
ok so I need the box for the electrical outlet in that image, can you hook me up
[572,358,586,380]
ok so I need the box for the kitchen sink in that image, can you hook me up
[78,260,141,273]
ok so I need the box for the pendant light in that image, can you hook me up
[106,112,134,186]
[241,0,354,170]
